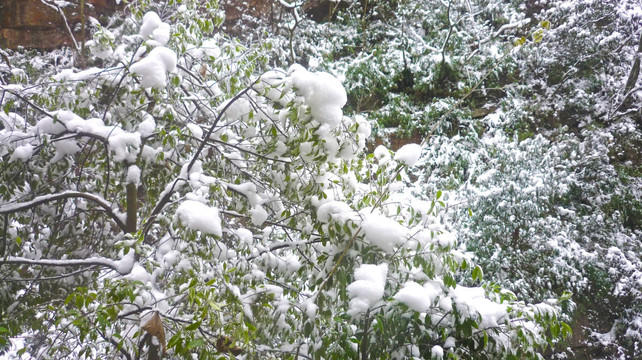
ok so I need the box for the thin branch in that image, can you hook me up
[0,256,128,275]
[39,0,80,52]
[3,266,98,282]
[97,328,133,360]
[142,80,261,239]
[479,18,531,45]
[0,85,56,119]
[0,190,127,231]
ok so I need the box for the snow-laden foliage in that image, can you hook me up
[0,1,567,359]
[243,0,642,358]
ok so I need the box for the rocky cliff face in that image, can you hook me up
[0,0,334,51]
[0,0,120,50]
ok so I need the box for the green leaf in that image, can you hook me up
[303,322,313,337]
[187,338,205,350]
[186,321,201,331]
[550,322,560,338]
[561,322,573,337]
[167,333,183,349]
[472,265,483,282]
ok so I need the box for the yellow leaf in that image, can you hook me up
[541,20,551,30]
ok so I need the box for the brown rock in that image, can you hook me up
[220,0,275,22]
[1,28,74,49]
[0,0,121,50]
[0,0,337,50]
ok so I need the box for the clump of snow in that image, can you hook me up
[139,12,171,46]
[140,12,162,37]
[373,145,392,164]
[186,123,203,139]
[51,139,81,163]
[126,165,141,186]
[36,116,66,134]
[347,263,388,316]
[316,200,354,223]
[176,200,222,236]
[361,214,407,252]
[394,143,423,167]
[227,182,264,207]
[108,132,141,162]
[151,23,171,46]
[431,345,444,359]
[125,263,152,283]
[219,97,251,121]
[113,251,135,275]
[9,144,34,163]
[137,114,156,137]
[235,228,254,246]
[287,64,347,129]
[301,298,318,319]
[130,47,177,88]
[451,286,507,329]
[436,230,457,248]
[393,281,441,312]
[250,205,268,226]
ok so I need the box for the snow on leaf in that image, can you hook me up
[176,200,222,236]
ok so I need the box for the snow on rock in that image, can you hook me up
[287,64,347,129]
[130,47,177,88]
[9,144,34,163]
[176,200,222,236]
[347,263,388,316]
[361,213,407,252]
[394,143,423,167]
[393,281,441,312]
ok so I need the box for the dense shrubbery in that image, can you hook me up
[252,0,642,358]
[0,1,578,359]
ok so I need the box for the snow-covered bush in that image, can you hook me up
[254,0,642,357]
[414,122,642,358]
[0,1,567,359]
